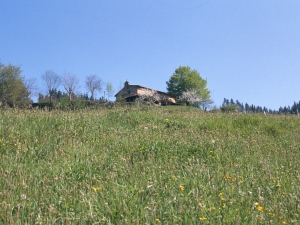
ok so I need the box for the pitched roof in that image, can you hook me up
[115,84,170,97]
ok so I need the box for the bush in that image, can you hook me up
[220,104,239,112]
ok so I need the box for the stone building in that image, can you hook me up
[115,81,175,105]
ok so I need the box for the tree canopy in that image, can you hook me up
[0,62,31,107]
[166,66,211,100]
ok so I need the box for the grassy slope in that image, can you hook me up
[0,106,299,224]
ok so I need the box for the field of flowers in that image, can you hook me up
[0,106,299,224]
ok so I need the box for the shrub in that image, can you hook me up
[220,104,239,112]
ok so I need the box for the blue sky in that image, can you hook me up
[1,0,299,109]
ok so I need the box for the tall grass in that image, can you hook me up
[0,107,299,224]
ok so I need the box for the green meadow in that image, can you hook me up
[0,106,299,224]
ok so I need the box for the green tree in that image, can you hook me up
[166,66,211,101]
[105,82,115,101]
[0,62,31,108]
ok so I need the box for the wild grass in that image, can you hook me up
[0,106,299,224]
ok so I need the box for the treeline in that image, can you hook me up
[222,98,300,115]
[0,61,115,109]
[38,90,107,103]
[1,60,299,113]
[37,90,113,110]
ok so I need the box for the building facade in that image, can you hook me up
[115,81,175,105]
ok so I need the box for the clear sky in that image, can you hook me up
[1,0,299,109]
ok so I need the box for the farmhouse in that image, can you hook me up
[115,81,176,105]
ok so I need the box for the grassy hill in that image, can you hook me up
[0,106,299,224]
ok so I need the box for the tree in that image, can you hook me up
[199,98,214,111]
[85,75,102,101]
[0,62,31,108]
[105,82,115,101]
[222,98,230,106]
[62,72,80,101]
[179,89,202,106]
[25,78,38,99]
[135,89,161,106]
[166,66,211,101]
[245,103,250,113]
[41,70,61,102]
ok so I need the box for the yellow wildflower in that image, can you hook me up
[92,187,101,191]
[179,185,184,191]
[199,217,207,221]
[257,206,263,212]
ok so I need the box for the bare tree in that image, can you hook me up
[85,75,102,101]
[25,78,38,99]
[41,70,61,102]
[62,72,80,101]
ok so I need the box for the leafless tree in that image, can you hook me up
[25,78,38,99]
[62,72,80,101]
[41,70,61,102]
[85,75,102,101]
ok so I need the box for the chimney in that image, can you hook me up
[124,80,129,87]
